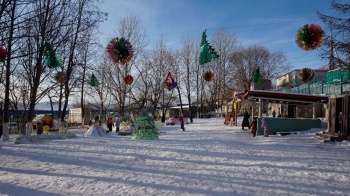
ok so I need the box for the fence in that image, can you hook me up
[284,78,350,95]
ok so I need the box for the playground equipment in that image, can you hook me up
[224,92,242,126]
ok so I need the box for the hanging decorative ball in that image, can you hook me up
[55,72,65,83]
[124,75,133,85]
[203,70,214,82]
[299,68,315,83]
[106,37,133,65]
[0,46,7,62]
[295,24,324,51]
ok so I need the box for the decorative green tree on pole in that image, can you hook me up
[251,67,263,83]
[90,73,99,87]
[43,42,62,69]
[199,30,219,65]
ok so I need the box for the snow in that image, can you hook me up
[1,118,350,196]
[84,124,110,137]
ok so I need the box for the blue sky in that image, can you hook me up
[99,0,340,70]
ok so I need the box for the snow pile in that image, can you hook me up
[14,132,76,144]
[84,124,110,137]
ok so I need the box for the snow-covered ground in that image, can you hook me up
[1,118,350,196]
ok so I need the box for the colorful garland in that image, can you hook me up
[295,24,324,51]
[124,75,133,85]
[0,46,7,62]
[203,70,214,82]
[299,68,315,83]
[43,42,62,68]
[55,72,65,83]
[106,37,133,65]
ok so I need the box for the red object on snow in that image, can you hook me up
[166,117,189,125]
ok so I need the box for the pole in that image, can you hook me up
[161,85,165,123]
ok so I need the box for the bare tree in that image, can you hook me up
[86,60,111,124]
[178,34,199,122]
[1,0,24,140]
[59,0,107,123]
[132,36,174,118]
[318,1,350,69]
[108,15,147,117]
[229,45,290,90]
[211,29,238,115]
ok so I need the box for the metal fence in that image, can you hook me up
[284,79,350,95]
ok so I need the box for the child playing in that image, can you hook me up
[250,117,257,137]
[230,116,234,126]
[261,117,269,137]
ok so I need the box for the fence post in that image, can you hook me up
[321,81,324,94]
[340,75,343,94]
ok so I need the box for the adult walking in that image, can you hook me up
[242,110,250,130]
[115,118,120,133]
[106,117,113,133]
[179,116,185,131]
[338,112,343,134]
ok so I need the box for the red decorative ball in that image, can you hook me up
[55,72,65,83]
[124,75,133,85]
[203,71,214,82]
[0,46,7,62]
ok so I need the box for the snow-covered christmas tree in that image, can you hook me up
[131,112,158,140]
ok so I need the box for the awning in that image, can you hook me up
[243,90,328,105]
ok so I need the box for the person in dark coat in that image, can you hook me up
[338,112,343,134]
[106,117,113,133]
[115,118,120,133]
[179,116,185,131]
[242,110,250,130]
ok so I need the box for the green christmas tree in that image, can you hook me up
[131,113,158,140]
[90,73,99,87]
[251,67,263,83]
[199,30,219,65]
[44,42,62,69]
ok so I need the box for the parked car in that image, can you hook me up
[166,117,189,125]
